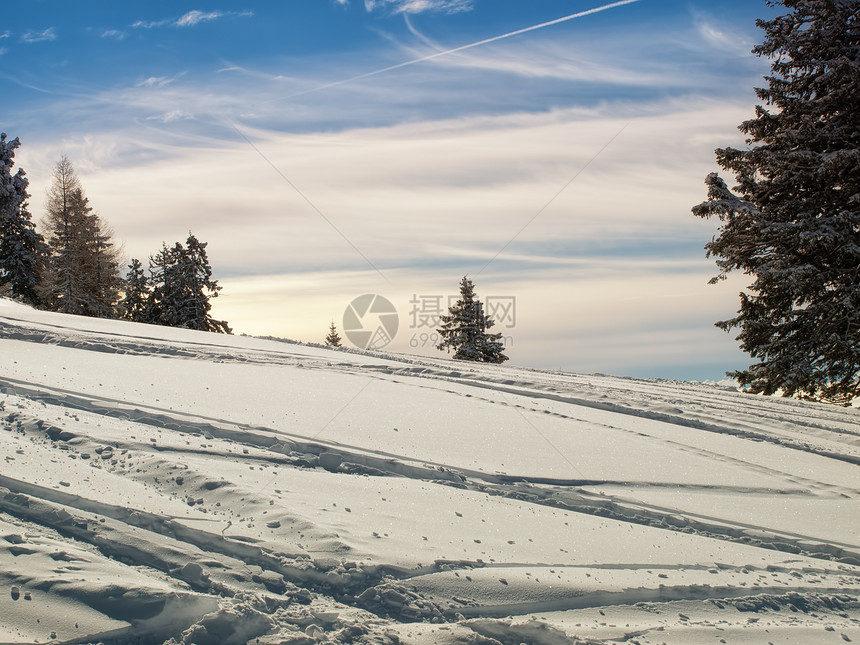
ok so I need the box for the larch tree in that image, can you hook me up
[693,0,859,404]
[0,133,45,305]
[40,158,87,313]
[41,156,122,317]
[82,215,122,318]
[437,276,508,363]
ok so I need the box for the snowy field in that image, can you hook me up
[1,297,858,645]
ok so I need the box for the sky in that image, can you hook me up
[2,0,784,381]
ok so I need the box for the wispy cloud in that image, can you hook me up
[296,0,639,97]
[176,10,223,27]
[691,11,755,58]
[400,15,669,86]
[21,27,57,43]
[136,75,179,89]
[146,109,194,123]
[21,96,750,266]
[131,18,167,29]
[15,93,755,379]
[101,29,127,40]
[132,9,253,29]
[364,0,473,13]
[0,31,10,39]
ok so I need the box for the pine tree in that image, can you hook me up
[325,321,343,347]
[0,202,45,305]
[41,166,89,313]
[175,233,231,333]
[81,215,122,318]
[0,133,28,225]
[120,258,149,321]
[0,133,45,304]
[437,276,508,363]
[145,234,231,333]
[41,156,122,317]
[145,243,180,326]
[693,1,859,404]
[179,234,224,332]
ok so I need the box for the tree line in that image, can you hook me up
[0,137,230,333]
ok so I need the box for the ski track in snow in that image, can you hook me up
[0,300,859,645]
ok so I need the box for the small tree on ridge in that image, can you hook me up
[437,276,508,363]
[325,321,343,347]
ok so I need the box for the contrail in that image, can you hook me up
[290,0,639,98]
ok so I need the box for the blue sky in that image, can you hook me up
[3,0,783,380]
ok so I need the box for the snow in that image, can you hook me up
[1,296,858,644]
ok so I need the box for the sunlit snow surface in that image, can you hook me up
[0,297,858,645]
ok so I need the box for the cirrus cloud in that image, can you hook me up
[132,10,254,29]
[21,28,57,43]
[364,0,473,14]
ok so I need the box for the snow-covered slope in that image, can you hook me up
[1,297,858,645]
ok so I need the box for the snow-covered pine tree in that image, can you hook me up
[145,234,231,333]
[693,0,859,404]
[325,321,342,347]
[0,133,45,304]
[0,134,28,226]
[0,201,45,305]
[120,258,149,322]
[145,242,182,326]
[437,276,508,363]
[175,233,231,333]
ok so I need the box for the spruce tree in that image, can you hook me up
[0,202,45,305]
[120,258,149,322]
[693,0,859,404]
[175,233,231,333]
[437,276,508,363]
[0,133,45,304]
[145,243,180,326]
[0,134,28,226]
[325,321,343,347]
[145,234,230,333]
